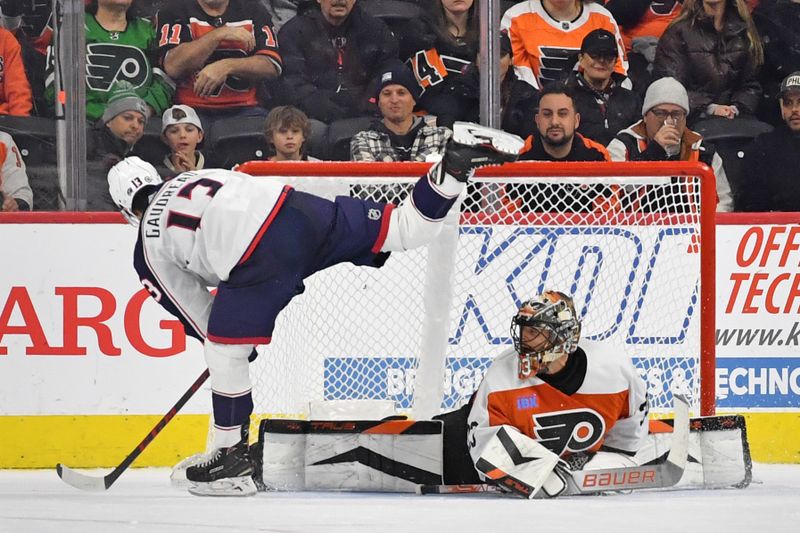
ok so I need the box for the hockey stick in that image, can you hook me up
[56,368,210,491]
[418,394,690,497]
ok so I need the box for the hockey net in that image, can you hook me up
[233,160,716,429]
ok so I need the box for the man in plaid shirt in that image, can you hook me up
[351,64,451,162]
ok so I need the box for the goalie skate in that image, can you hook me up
[435,122,524,183]
[186,441,257,497]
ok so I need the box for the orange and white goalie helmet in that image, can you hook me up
[510,290,581,378]
[107,156,162,226]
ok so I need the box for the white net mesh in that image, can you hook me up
[240,167,710,432]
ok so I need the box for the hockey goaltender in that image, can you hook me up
[253,291,752,498]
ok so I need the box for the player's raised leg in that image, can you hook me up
[381,122,523,251]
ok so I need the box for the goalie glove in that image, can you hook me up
[473,426,571,499]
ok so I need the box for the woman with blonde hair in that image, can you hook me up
[653,0,764,124]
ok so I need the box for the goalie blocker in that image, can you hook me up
[255,405,752,495]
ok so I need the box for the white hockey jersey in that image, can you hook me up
[468,340,649,466]
[134,169,290,340]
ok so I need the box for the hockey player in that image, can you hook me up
[466,290,649,498]
[106,122,524,496]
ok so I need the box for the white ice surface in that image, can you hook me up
[1,464,799,533]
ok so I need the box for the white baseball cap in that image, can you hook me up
[161,105,203,134]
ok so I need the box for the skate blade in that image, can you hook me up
[452,122,524,156]
[188,476,257,497]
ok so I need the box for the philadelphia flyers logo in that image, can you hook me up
[537,46,580,85]
[532,409,605,455]
[86,44,149,91]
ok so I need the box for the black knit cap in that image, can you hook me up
[375,64,422,102]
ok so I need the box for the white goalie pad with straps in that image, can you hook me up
[635,414,752,489]
[257,419,444,492]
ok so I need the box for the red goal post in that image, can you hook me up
[237,160,717,418]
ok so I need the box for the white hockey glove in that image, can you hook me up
[473,426,571,499]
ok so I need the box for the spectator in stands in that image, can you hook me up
[739,72,800,211]
[397,0,479,128]
[605,0,683,96]
[87,81,149,209]
[0,25,31,115]
[565,29,641,146]
[161,104,206,173]
[607,77,734,212]
[519,84,610,162]
[451,31,539,140]
[350,65,450,162]
[0,0,51,114]
[511,84,615,213]
[752,0,800,126]
[155,0,282,124]
[0,129,32,210]
[263,105,318,161]
[653,0,763,124]
[45,0,173,123]
[277,0,399,123]
[501,0,627,90]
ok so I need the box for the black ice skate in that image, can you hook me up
[434,122,524,184]
[186,438,256,497]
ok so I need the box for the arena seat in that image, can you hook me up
[692,117,774,211]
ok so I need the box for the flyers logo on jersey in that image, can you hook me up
[537,46,580,86]
[86,44,149,91]
[532,408,605,455]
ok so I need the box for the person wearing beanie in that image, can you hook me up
[607,76,734,212]
[161,104,206,173]
[350,65,451,162]
[87,81,151,211]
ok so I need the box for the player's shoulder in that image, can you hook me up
[577,339,638,394]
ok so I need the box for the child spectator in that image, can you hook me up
[0,25,31,115]
[161,104,206,173]
[263,105,317,161]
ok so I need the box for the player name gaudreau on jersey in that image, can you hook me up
[144,173,194,239]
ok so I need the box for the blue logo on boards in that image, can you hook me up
[516,395,538,410]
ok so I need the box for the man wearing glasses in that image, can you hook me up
[607,76,733,212]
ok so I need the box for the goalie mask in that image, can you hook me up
[107,156,162,226]
[511,291,581,379]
